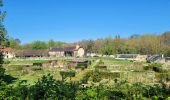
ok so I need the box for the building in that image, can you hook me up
[0,47,15,59]
[49,45,85,57]
[16,50,49,58]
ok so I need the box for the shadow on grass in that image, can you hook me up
[2,75,18,84]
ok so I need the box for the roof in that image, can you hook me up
[50,45,82,52]
[64,46,77,51]
[50,48,64,52]
[16,50,49,57]
[0,47,14,53]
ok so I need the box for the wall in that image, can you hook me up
[77,48,85,57]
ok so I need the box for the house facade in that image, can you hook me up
[0,47,15,59]
[49,45,85,57]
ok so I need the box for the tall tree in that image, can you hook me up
[9,38,21,49]
[0,0,7,77]
[47,39,55,48]
[31,41,48,50]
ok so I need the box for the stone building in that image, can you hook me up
[0,47,15,59]
[49,45,85,57]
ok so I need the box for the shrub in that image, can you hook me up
[60,70,76,81]
[3,60,10,64]
[94,60,104,67]
[31,66,42,71]
[33,63,42,67]
[144,63,163,72]
[76,63,87,70]
[94,65,107,70]
[80,71,92,84]
[15,65,23,71]
[91,70,102,82]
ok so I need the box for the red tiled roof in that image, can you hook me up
[0,47,14,53]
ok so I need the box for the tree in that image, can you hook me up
[162,31,170,45]
[47,39,55,48]
[31,41,48,50]
[9,38,21,49]
[0,0,7,78]
[101,37,115,55]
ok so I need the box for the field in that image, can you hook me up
[3,57,169,85]
[4,59,61,85]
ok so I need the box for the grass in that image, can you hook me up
[3,57,159,85]
[87,57,133,66]
[4,64,62,85]
[7,59,50,65]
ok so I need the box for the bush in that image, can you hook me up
[15,65,23,71]
[60,70,76,81]
[3,60,10,64]
[80,71,92,84]
[144,63,163,72]
[33,63,42,67]
[91,70,102,82]
[94,65,107,70]
[31,66,42,71]
[76,63,86,70]
[157,72,170,82]
[29,74,78,99]
[94,60,104,67]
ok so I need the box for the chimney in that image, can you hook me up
[76,44,80,49]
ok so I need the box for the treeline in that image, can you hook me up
[0,74,170,99]
[8,32,170,56]
[79,32,170,56]
[8,39,66,50]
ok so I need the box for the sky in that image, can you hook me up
[3,0,170,44]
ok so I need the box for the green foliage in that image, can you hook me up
[75,65,85,70]
[157,72,170,82]
[33,62,42,66]
[94,65,107,70]
[0,0,7,79]
[31,66,42,71]
[80,71,92,84]
[47,39,55,48]
[29,74,78,99]
[79,32,170,55]
[18,39,66,50]
[101,45,115,55]
[0,74,169,99]
[91,70,102,82]
[165,50,170,57]
[3,60,10,64]
[0,67,5,78]
[94,59,104,67]
[31,41,48,50]
[9,38,21,49]
[15,65,23,71]
[60,70,76,81]
[145,63,164,72]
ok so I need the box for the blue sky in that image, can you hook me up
[3,0,170,44]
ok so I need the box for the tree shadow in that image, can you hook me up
[2,74,18,84]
